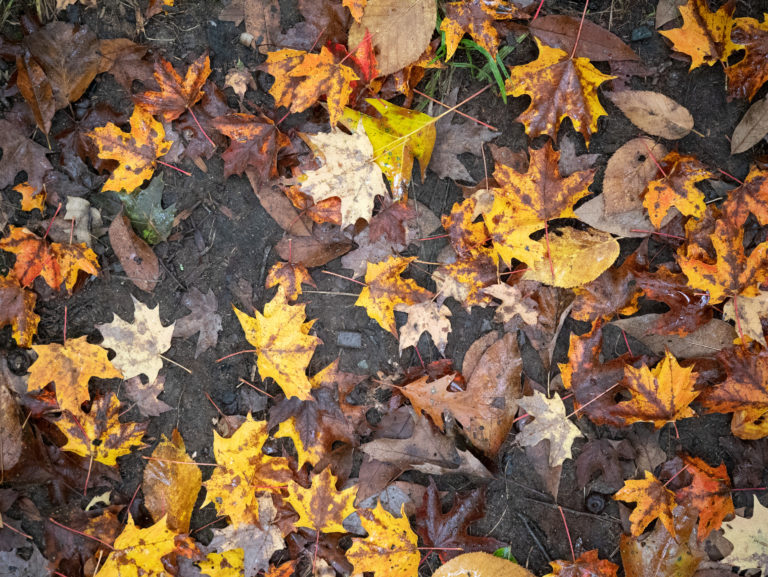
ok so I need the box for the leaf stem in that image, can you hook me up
[413,89,497,130]
[48,517,114,550]
[558,506,576,563]
[570,0,590,59]
[187,106,216,149]
[157,160,192,176]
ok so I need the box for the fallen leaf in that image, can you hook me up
[505,38,615,144]
[440,0,527,61]
[730,96,768,154]
[15,52,54,134]
[482,283,538,325]
[0,119,53,192]
[89,105,173,193]
[433,552,535,577]
[265,262,316,302]
[346,502,420,577]
[545,550,619,577]
[515,390,582,467]
[219,0,280,50]
[109,213,160,293]
[608,90,694,139]
[530,15,639,61]
[285,467,357,533]
[676,455,734,539]
[94,516,182,577]
[575,439,634,492]
[114,176,177,245]
[27,336,122,416]
[297,126,388,228]
[199,550,243,577]
[656,0,687,28]
[212,112,290,181]
[123,374,172,417]
[558,134,599,176]
[726,15,768,101]
[172,288,222,358]
[135,53,211,122]
[574,194,656,238]
[615,471,678,537]
[659,0,739,69]
[722,290,768,346]
[0,273,40,348]
[224,65,255,102]
[97,295,175,383]
[97,38,154,92]
[602,137,668,215]
[347,0,435,76]
[0,381,22,472]
[13,182,45,213]
[56,393,147,466]
[143,429,202,533]
[233,286,321,400]
[395,301,452,354]
[721,495,768,573]
[355,256,433,337]
[644,152,712,228]
[721,164,768,227]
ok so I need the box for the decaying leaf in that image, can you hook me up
[643,152,712,228]
[135,53,211,121]
[172,288,222,358]
[123,374,172,417]
[233,286,321,400]
[265,262,316,302]
[615,471,678,537]
[516,391,582,467]
[115,176,176,245]
[602,138,668,216]
[0,119,54,193]
[440,0,527,61]
[219,0,281,50]
[97,296,175,383]
[395,300,452,354]
[721,496,768,573]
[213,112,290,181]
[529,15,638,61]
[482,283,538,326]
[285,467,357,533]
[545,550,619,577]
[0,273,40,348]
[676,455,734,539]
[109,212,160,293]
[0,381,22,473]
[726,15,768,101]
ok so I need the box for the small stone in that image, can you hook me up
[337,331,362,349]
[631,26,653,42]
[357,359,369,370]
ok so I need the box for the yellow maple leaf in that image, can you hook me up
[199,550,243,577]
[27,336,122,415]
[265,261,315,302]
[0,272,40,348]
[356,255,433,337]
[89,104,173,193]
[263,46,358,126]
[659,0,741,70]
[344,0,367,21]
[346,503,420,577]
[56,392,147,466]
[643,152,712,228]
[202,415,291,527]
[505,39,614,144]
[615,471,678,537]
[285,467,357,533]
[13,182,45,212]
[233,286,321,400]
[440,0,527,61]
[95,515,180,577]
[613,350,699,429]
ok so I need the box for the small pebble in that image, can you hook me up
[631,26,653,42]
[357,359,369,370]
[337,331,362,349]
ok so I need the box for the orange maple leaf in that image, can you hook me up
[726,15,768,101]
[346,503,420,577]
[0,272,39,348]
[505,39,614,144]
[440,0,527,61]
[612,350,699,429]
[134,53,211,121]
[643,152,712,228]
[263,46,359,126]
[265,261,316,302]
[545,550,619,577]
[678,219,768,304]
[721,164,768,228]
[659,0,740,70]
[676,455,735,539]
[89,104,173,193]
[355,255,433,336]
[13,182,45,212]
[285,468,357,533]
[27,336,122,416]
[615,471,678,537]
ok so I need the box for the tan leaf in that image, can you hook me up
[723,291,768,346]
[516,391,582,467]
[434,552,536,577]
[482,283,538,325]
[602,138,668,215]
[608,90,694,139]
[395,300,452,354]
[109,213,159,293]
[0,381,22,472]
[722,495,768,573]
[731,96,768,155]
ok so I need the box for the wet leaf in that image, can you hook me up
[440,0,527,61]
[516,390,582,467]
[726,15,768,101]
[644,152,712,228]
[602,138,668,216]
[115,176,176,245]
[530,15,638,61]
[172,288,222,358]
[731,96,768,154]
[265,262,315,302]
[615,471,678,537]
[15,52,54,134]
[212,112,290,181]
[722,290,768,346]
[483,283,539,325]
[434,552,535,577]
[608,90,694,139]
[94,516,183,577]
[109,212,160,293]
[219,0,280,49]
[721,164,768,227]
[285,467,357,533]
[0,273,39,348]
[123,374,172,417]
[0,119,54,192]
[135,53,211,121]
[0,381,22,472]
[544,550,619,577]
[676,455,734,539]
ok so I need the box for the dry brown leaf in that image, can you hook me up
[220,0,281,52]
[529,15,639,61]
[731,96,768,154]
[603,138,668,215]
[0,381,22,472]
[123,375,172,417]
[723,291,768,346]
[482,283,538,325]
[109,213,159,293]
[172,288,222,358]
[608,90,694,139]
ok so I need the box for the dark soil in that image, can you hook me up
[1,0,767,576]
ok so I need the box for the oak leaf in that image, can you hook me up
[233,286,321,400]
[676,455,734,539]
[94,516,181,577]
[515,390,582,467]
[643,152,712,228]
[505,39,615,144]
[721,496,768,573]
[346,502,420,577]
[483,142,594,267]
[0,273,39,348]
[341,99,436,199]
[285,467,357,533]
[612,350,699,429]
[544,550,619,577]
[263,46,358,126]
[265,262,316,302]
[27,336,122,416]
[355,256,433,337]
[212,112,290,181]
[726,15,768,101]
[135,53,211,121]
[55,393,147,466]
[440,0,527,61]
[97,296,175,383]
[297,126,388,228]
[659,0,740,70]
[395,300,452,354]
[172,288,222,358]
[202,415,292,527]
[143,430,202,533]
[614,471,677,537]
[89,105,173,193]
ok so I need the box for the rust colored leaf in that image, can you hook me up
[440,0,527,61]
[615,470,678,537]
[135,53,211,122]
[530,15,638,61]
[55,393,147,466]
[726,15,768,101]
[27,336,122,416]
[109,213,160,293]
[612,350,699,429]
[89,105,173,193]
[545,550,619,577]
[265,261,316,302]
[0,273,39,348]
[676,455,734,539]
[15,52,54,134]
[571,254,642,323]
[505,39,615,144]
[643,152,712,228]
[355,255,433,337]
[212,112,290,181]
[369,201,416,246]
[721,164,768,228]
[285,467,357,533]
[659,0,739,69]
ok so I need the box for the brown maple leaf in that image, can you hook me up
[545,550,619,577]
[615,471,678,537]
[172,288,222,358]
[212,112,290,181]
[0,119,53,192]
[134,53,211,122]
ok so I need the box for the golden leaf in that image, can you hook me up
[95,516,180,577]
[615,471,678,537]
[643,152,712,228]
[285,467,357,533]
